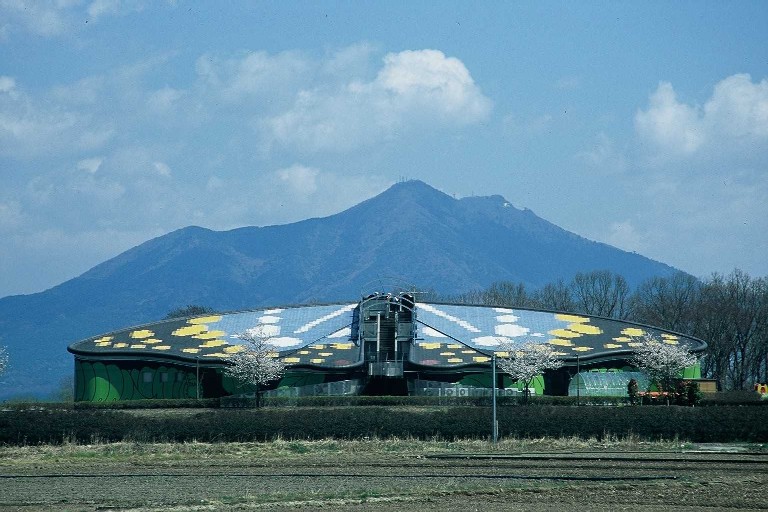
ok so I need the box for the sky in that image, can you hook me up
[1,1,767,298]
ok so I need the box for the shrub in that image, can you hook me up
[2,405,766,445]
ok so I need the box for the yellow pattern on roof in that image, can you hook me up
[568,323,602,335]
[622,327,645,337]
[555,314,590,323]
[548,339,574,347]
[173,324,207,336]
[572,346,594,352]
[130,330,154,339]
[200,340,227,348]
[193,330,227,340]
[548,328,581,338]
[152,346,171,350]
[188,316,222,324]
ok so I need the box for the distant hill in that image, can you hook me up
[0,180,679,398]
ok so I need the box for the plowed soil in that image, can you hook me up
[1,444,766,511]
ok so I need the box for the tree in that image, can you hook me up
[631,272,701,334]
[224,328,286,407]
[631,335,696,403]
[165,305,217,319]
[571,270,631,319]
[496,340,563,404]
[0,346,7,377]
[533,279,574,312]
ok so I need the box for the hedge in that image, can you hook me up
[1,405,766,445]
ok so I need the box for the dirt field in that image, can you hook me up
[0,440,766,511]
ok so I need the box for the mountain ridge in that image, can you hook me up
[0,179,680,398]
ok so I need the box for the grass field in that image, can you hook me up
[1,438,767,511]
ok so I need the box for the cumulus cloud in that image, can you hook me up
[0,77,114,159]
[635,74,768,160]
[195,50,310,104]
[261,49,492,152]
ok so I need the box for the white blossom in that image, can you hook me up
[225,330,286,392]
[496,340,563,401]
[631,334,696,392]
[0,346,7,375]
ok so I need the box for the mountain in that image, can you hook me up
[0,180,679,398]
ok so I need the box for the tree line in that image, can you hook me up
[439,269,768,392]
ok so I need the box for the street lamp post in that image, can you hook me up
[492,352,498,445]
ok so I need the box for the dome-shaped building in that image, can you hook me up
[68,291,706,401]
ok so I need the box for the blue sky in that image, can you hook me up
[1,1,766,298]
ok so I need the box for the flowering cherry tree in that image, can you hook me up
[225,328,286,407]
[0,345,8,376]
[496,340,564,403]
[631,334,696,400]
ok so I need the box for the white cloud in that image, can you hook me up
[153,161,172,177]
[147,86,184,112]
[276,164,319,198]
[635,74,768,161]
[261,49,491,152]
[0,0,146,38]
[0,75,15,93]
[87,0,121,20]
[575,133,628,174]
[0,200,23,232]
[0,78,114,159]
[602,220,646,254]
[635,82,704,156]
[195,50,309,104]
[77,157,103,174]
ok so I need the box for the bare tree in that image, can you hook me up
[496,340,564,403]
[533,279,574,311]
[571,270,631,319]
[631,334,696,402]
[631,272,700,334]
[225,328,286,407]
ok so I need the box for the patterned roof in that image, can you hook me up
[68,301,706,368]
[410,303,705,367]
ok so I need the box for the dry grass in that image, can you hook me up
[0,434,706,465]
